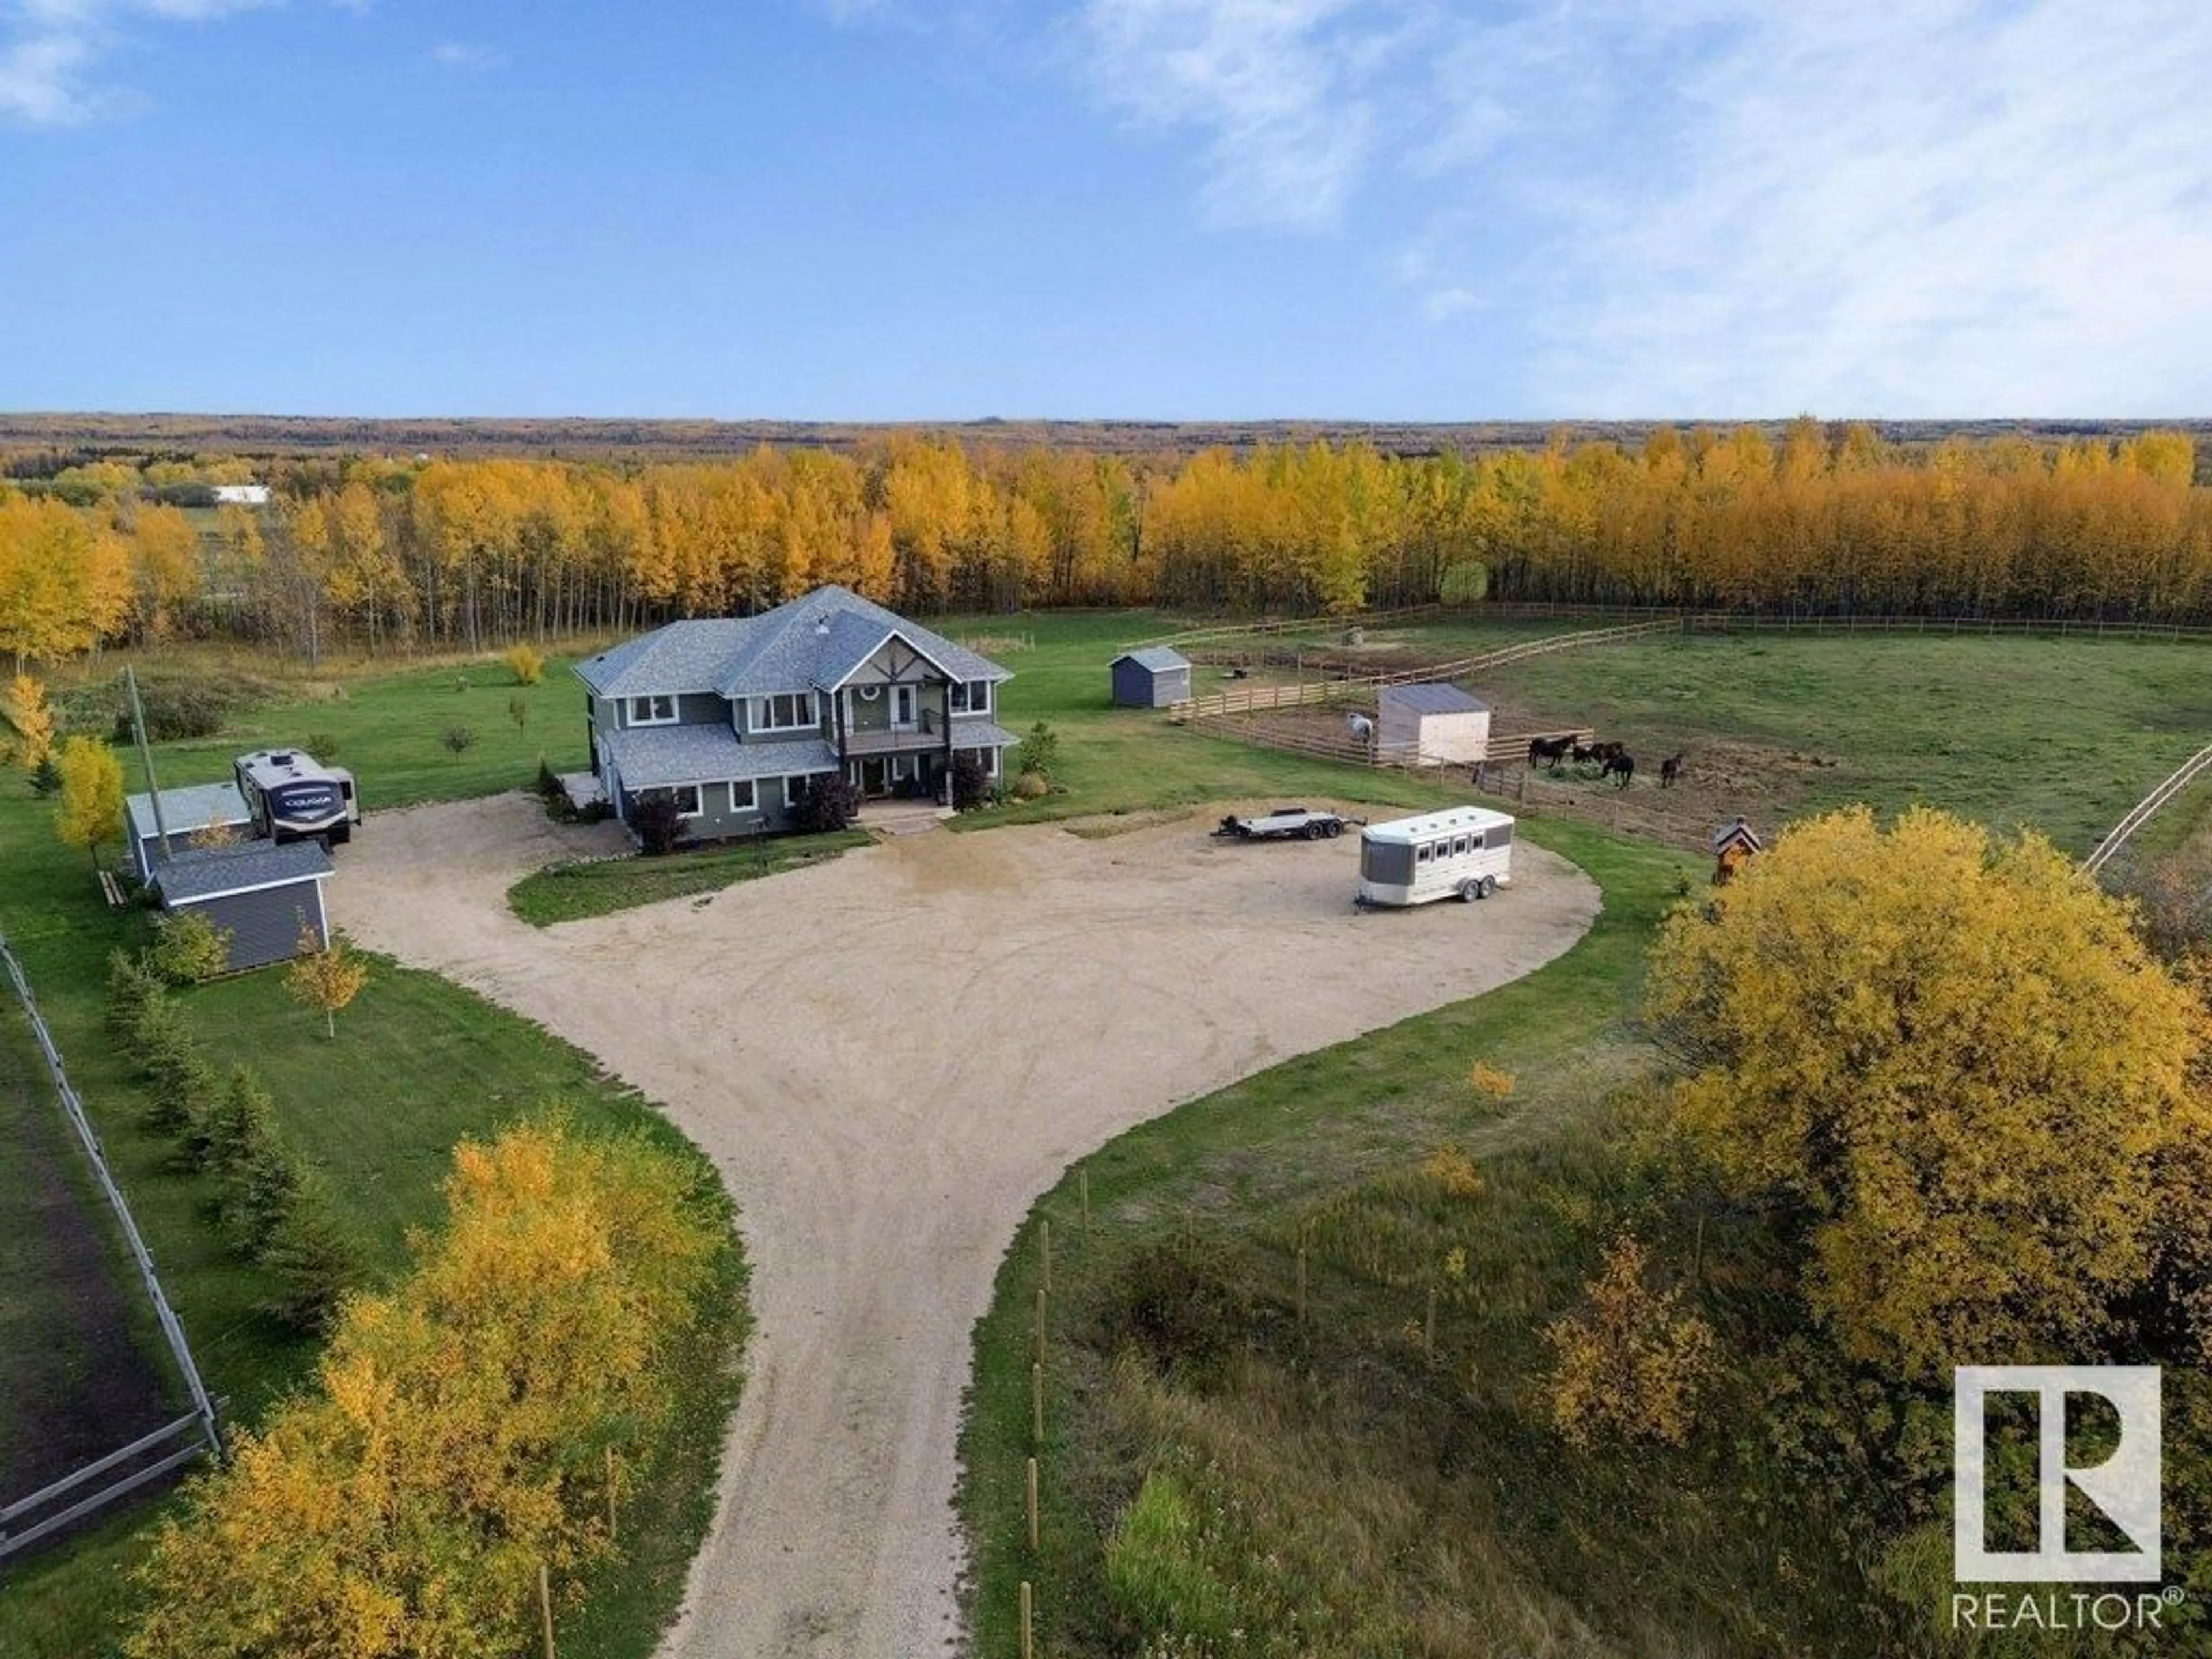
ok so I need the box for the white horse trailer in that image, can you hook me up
[1357,806,1515,907]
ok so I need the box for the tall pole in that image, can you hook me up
[124,665,172,861]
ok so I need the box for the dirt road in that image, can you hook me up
[334,796,1600,1657]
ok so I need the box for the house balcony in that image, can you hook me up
[842,725,948,757]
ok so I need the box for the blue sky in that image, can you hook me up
[3,1,2209,420]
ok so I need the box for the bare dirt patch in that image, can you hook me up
[334,794,1600,1658]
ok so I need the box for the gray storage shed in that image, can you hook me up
[153,842,334,974]
[126,783,254,881]
[1110,647,1193,708]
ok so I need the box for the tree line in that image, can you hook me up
[2,421,2207,665]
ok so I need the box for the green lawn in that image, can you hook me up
[0,646,744,1659]
[953,616,2212,1658]
[5,611,2206,1657]
[508,829,872,926]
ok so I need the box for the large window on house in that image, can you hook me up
[753,692,816,732]
[729,779,757,813]
[949,680,992,715]
[783,775,807,809]
[671,784,702,819]
[627,694,677,726]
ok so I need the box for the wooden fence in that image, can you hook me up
[1169,618,1679,721]
[0,937,224,1560]
[2084,741,2212,877]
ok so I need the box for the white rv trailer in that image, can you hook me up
[1357,805,1515,907]
[233,749,361,846]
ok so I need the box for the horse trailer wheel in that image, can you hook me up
[1324,820,1342,838]
[1459,879,1480,903]
[1478,875,1497,899]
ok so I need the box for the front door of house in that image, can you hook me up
[889,684,918,730]
[860,757,888,797]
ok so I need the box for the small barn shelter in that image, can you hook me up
[1110,647,1193,708]
[153,842,333,973]
[1711,816,1764,884]
[1377,683,1490,766]
[127,783,254,881]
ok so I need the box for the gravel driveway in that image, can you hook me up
[333,795,1600,1658]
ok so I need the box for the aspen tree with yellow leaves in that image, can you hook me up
[52,735,124,872]
[1646,806,2207,1381]
[127,1121,720,1659]
[284,925,370,1039]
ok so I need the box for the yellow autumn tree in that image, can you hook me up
[1646,806,2206,1380]
[52,735,123,872]
[285,925,370,1039]
[1,672,54,770]
[1543,1234,1716,1448]
[127,1120,721,1659]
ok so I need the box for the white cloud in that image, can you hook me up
[1537,1,2212,414]
[430,40,504,71]
[1080,0,1418,231]
[1078,0,2212,411]
[1,0,281,125]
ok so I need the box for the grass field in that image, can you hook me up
[0,646,745,1659]
[2,609,2205,1657]
[953,615,2212,1657]
[507,828,872,926]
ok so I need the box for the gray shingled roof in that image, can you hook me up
[601,726,839,791]
[948,719,1021,753]
[127,783,250,847]
[156,840,332,905]
[1111,647,1192,673]
[1384,682,1487,714]
[574,618,751,699]
[574,586,1010,702]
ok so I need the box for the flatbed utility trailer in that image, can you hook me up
[1212,806,1351,841]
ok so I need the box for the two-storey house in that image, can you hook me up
[574,585,1017,840]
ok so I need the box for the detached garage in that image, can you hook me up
[153,842,334,974]
[1110,647,1193,708]
[1378,683,1491,766]
[126,783,253,881]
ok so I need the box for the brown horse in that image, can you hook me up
[1528,734,1573,770]
[1660,752,1684,788]
[1601,752,1635,787]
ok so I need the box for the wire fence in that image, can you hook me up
[0,936,224,1560]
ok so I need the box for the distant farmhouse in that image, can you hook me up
[211,483,271,506]
[574,585,1017,840]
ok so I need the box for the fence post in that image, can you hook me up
[1079,1166,1090,1229]
[1027,1457,1040,1553]
[1040,1219,1051,1296]
[539,1562,556,1659]
[1020,1581,1035,1659]
[1032,1362,1044,1447]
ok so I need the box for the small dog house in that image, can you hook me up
[126,783,255,882]
[1109,647,1194,708]
[153,842,334,973]
[1377,683,1490,766]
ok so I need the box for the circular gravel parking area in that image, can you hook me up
[335,795,1600,1658]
